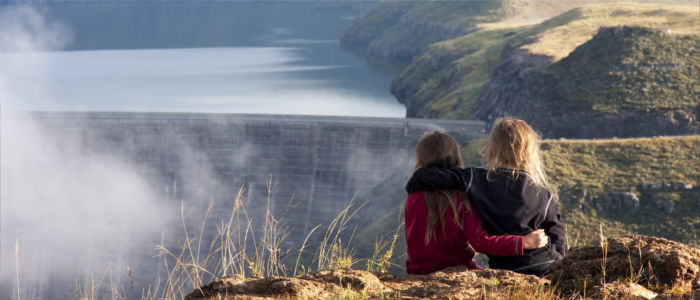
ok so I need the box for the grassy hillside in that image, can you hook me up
[391,28,513,118]
[353,135,699,273]
[392,2,699,120]
[519,3,699,61]
[340,1,506,66]
[340,0,697,67]
[544,136,698,192]
[543,135,699,247]
[545,26,698,113]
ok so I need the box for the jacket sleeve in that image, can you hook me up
[463,206,524,256]
[405,167,471,194]
[542,192,567,257]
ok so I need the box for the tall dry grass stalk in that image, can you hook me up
[293,223,321,276]
[72,266,130,300]
[365,208,404,273]
[316,197,366,270]
[365,233,399,273]
[599,224,608,285]
[15,239,21,300]
[250,179,290,277]
[624,236,645,284]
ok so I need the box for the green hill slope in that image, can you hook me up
[340,1,506,66]
[341,1,700,138]
[352,135,699,272]
[340,0,691,66]
[545,26,698,113]
[390,3,698,137]
[544,135,699,247]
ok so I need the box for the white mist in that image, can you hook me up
[0,5,174,299]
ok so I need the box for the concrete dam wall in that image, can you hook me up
[28,112,484,241]
[3,112,484,298]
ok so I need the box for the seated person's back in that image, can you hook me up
[404,131,549,274]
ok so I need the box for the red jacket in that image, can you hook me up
[404,191,524,274]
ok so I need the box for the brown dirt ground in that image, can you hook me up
[186,235,700,299]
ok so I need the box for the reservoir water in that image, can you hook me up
[0,1,405,116]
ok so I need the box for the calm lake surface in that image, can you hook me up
[0,1,405,117]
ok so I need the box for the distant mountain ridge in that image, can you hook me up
[342,1,699,138]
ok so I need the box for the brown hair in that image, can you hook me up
[484,117,549,188]
[414,131,468,244]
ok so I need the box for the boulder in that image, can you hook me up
[184,274,347,299]
[548,235,700,295]
[588,281,657,299]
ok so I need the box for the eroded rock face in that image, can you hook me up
[548,235,700,295]
[587,191,641,213]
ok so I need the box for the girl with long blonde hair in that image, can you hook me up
[404,131,548,274]
[406,118,566,276]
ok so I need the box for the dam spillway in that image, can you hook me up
[3,112,484,298]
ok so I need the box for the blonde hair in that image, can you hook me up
[484,117,549,188]
[414,131,468,244]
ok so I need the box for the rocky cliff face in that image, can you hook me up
[473,26,699,138]
[470,45,554,126]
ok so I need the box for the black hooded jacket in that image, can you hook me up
[406,167,566,275]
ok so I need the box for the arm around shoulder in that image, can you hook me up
[463,206,524,256]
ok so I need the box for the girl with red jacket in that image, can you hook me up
[405,131,548,275]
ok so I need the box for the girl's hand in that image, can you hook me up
[523,229,548,249]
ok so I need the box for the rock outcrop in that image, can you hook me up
[187,235,700,299]
[560,182,697,216]
[549,235,700,297]
[473,26,699,138]
[587,281,658,300]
